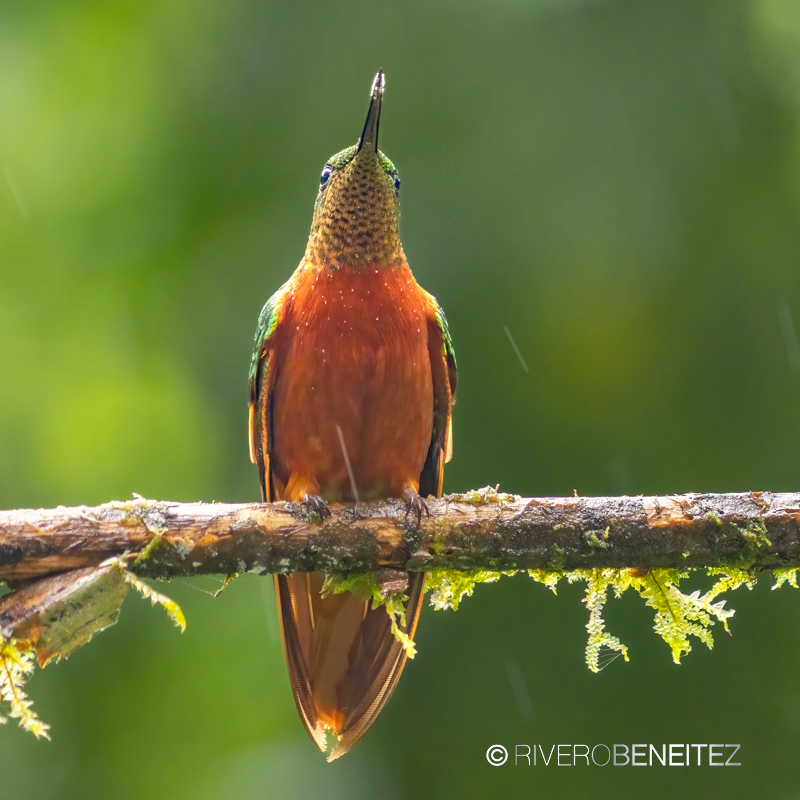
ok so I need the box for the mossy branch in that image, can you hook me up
[3,486,800,737]
[1,487,797,583]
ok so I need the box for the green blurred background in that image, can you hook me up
[3,0,800,795]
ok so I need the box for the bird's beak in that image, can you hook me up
[358,71,384,154]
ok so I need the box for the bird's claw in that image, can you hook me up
[304,493,331,520]
[402,489,430,525]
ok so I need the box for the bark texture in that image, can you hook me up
[0,489,796,583]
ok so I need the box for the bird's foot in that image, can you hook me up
[402,489,430,525]
[304,493,331,520]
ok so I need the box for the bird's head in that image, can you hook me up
[306,71,404,269]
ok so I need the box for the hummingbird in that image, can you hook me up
[248,71,457,760]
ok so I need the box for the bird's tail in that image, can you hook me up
[274,569,425,760]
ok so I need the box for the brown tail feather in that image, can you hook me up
[274,571,426,759]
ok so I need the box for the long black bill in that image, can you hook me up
[358,71,384,153]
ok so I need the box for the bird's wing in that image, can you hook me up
[250,286,329,750]
[419,297,457,498]
[248,287,286,502]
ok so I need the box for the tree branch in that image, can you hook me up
[0,488,796,584]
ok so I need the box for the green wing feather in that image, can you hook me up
[248,287,285,498]
[436,304,457,400]
[419,300,457,498]
[248,289,282,405]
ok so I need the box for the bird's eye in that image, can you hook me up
[392,172,400,193]
[320,164,333,187]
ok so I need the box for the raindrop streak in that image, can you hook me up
[503,326,529,374]
[776,300,800,375]
[505,659,535,721]
[176,579,220,598]
[3,167,30,221]
[336,423,360,504]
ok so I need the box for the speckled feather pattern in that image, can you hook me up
[305,146,403,269]
[270,261,435,502]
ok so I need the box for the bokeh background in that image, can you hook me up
[2,0,800,796]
